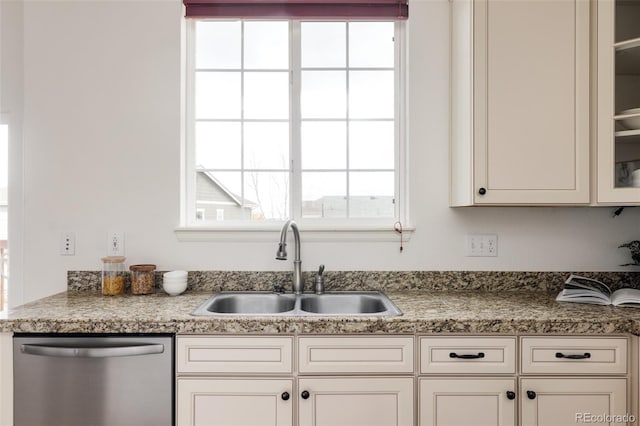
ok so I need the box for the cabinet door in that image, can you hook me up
[520,378,627,426]
[419,378,516,426]
[596,0,640,204]
[176,378,293,426]
[452,0,590,205]
[298,377,413,426]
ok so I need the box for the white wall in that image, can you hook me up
[2,0,640,305]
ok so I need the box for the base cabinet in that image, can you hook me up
[520,378,628,426]
[176,378,294,426]
[298,377,414,426]
[419,378,516,426]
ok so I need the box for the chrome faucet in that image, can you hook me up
[275,220,303,294]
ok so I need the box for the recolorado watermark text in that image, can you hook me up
[576,413,635,423]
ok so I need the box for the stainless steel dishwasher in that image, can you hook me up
[13,333,174,426]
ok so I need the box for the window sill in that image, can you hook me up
[174,225,415,242]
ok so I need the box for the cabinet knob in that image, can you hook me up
[301,390,310,400]
[527,390,536,400]
[281,392,290,401]
[478,187,487,195]
[506,391,516,400]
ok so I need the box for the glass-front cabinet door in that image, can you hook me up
[597,0,640,203]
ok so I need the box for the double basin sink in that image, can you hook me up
[192,291,402,317]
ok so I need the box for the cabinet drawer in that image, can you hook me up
[298,336,414,374]
[177,336,293,374]
[520,337,628,375]
[420,337,516,374]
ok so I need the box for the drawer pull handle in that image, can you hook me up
[301,390,310,400]
[449,352,485,359]
[527,390,536,400]
[506,391,516,400]
[555,352,591,360]
[281,392,290,401]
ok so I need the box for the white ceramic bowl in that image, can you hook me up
[163,279,187,296]
[619,108,640,130]
[164,270,188,280]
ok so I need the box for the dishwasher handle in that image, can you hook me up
[21,343,165,358]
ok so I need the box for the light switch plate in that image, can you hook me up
[465,234,498,257]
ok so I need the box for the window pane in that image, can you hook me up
[301,22,346,68]
[196,171,250,221]
[244,72,289,119]
[244,172,289,220]
[301,71,346,119]
[196,21,241,69]
[196,72,241,119]
[244,21,288,69]
[244,122,289,170]
[302,172,347,218]
[349,22,394,68]
[349,121,394,169]
[349,172,394,218]
[301,121,346,170]
[195,122,241,169]
[349,70,394,119]
[350,172,394,196]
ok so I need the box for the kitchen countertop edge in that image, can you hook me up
[1,290,640,335]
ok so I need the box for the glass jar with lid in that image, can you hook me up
[129,264,156,295]
[101,256,126,296]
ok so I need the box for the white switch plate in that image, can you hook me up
[107,231,124,256]
[60,232,75,255]
[465,234,498,257]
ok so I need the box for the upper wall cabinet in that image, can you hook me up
[450,0,590,206]
[597,0,640,204]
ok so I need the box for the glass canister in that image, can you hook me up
[130,264,156,295]
[101,256,126,296]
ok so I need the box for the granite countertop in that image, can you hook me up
[1,290,639,335]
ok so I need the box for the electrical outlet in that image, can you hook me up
[60,232,75,255]
[107,231,124,256]
[465,234,498,257]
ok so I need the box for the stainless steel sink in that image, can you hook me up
[192,291,401,317]
[192,292,296,316]
[299,293,395,315]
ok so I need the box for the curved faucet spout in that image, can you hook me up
[276,220,303,294]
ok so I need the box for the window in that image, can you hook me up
[185,20,405,228]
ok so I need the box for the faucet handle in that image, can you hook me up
[315,265,325,295]
[273,283,285,294]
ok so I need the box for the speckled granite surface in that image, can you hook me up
[67,270,640,293]
[2,289,640,335]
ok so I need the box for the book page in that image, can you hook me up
[556,291,610,305]
[611,288,640,307]
[563,274,611,297]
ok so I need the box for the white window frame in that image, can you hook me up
[177,19,411,242]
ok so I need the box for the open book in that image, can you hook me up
[556,274,640,307]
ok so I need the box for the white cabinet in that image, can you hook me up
[418,337,517,426]
[176,336,295,426]
[520,378,627,426]
[451,0,590,205]
[419,378,516,426]
[519,337,629,426]
[418,336,631,426]
[298,336,414,374]
[297,336,415,426]
[298,377,414,426]
[176,335,415,426]
[596,0,640,204]
[177,378,293,426]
